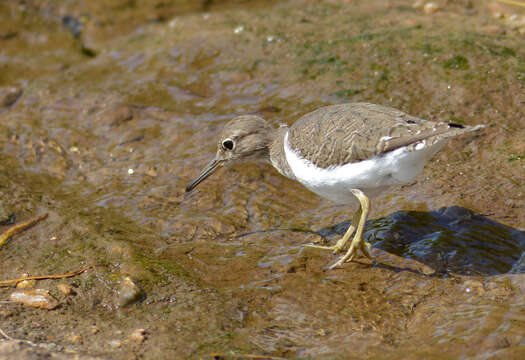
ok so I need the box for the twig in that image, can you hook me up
[0,327,38,346]
[0,213,49,247]
[0,264,102,287]
[496,0,525,8]
[0,328,13,340]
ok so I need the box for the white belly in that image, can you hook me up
[283,132,445,204]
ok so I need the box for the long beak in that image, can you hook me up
[185,158,223,192]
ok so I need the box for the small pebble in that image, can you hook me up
[233,25,244,34]
[10,289,59,310]
[130,328,147,343]
[68,334,82,342]
[109,340,122,348]
[16,274,36,289]
[118,276,144,306]
[423,2,439,14]
[57,283,73,296]
[16,279,36,289]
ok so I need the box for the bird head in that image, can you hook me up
[185,115,274,192]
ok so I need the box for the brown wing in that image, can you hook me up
[288,103,481,168]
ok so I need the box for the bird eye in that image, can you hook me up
[221,138,234,151]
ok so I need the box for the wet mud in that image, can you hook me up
[1,0,524,359]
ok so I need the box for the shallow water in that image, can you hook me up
[0,0,524,359]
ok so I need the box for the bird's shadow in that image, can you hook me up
[317,206,525,276]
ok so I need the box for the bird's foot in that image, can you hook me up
[358,240,372,260]
[329,239,372,269]
[303,237,346,254]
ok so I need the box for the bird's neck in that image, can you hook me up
[269,125,296,180]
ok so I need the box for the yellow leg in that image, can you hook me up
[304,206,361,254]
[330,189,372,269]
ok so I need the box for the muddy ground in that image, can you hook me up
[1,0,524,359]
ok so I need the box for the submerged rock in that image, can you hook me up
[129,328,147,343]
[117,276,145,307]
[10,289,59,310]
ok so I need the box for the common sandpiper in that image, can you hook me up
[185,103,484,269]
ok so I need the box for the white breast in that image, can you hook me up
[283,131,445,204]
